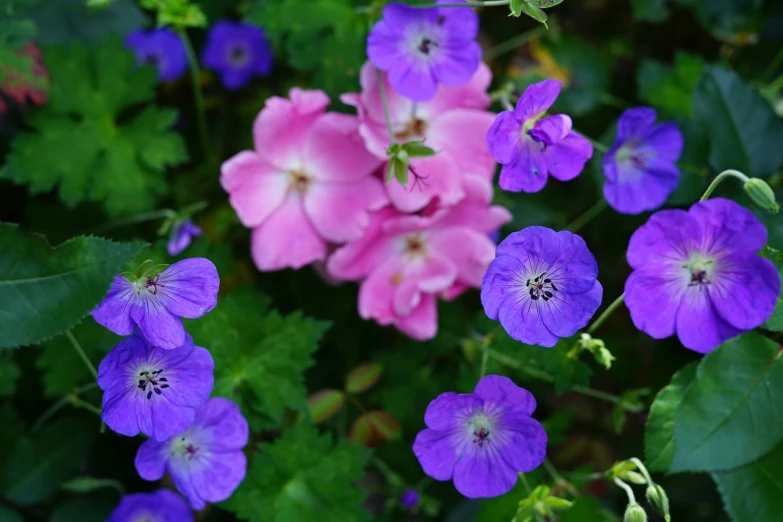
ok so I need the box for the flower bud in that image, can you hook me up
[624,503,648,522]
[645,484,671,521]
[744,177,779,214]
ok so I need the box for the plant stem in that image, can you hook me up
[479,337,489,380]
[178,28,210,163]
[486,349,643,412]
[71,396,102,417]
[88,208,176,234]
[763,48,783,83]
[582,133,608,153]
[566,199,608,233]
[31,382,99,433]
[600,92,631,109]
[587,293,625,335]
[700,169,749,201]
[544,459,580,497]
[518,473,547,522]
[65,330,97,379]
[485,25,548,60]
[630,458,653,485]
[614,478,636,504]
[376,69,397,146]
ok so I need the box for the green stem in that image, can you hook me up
[31,382,99,433]
[88,208,176,234]
[566,199,608,233]
[65,330,97,380]
[479,337,489,380]
[71,397,102,417]
[766,73,783,93]
[544,459,580,497]
[376,68,397,146]
[518,473,547,522]
[587,293,625,335]
[614,478,636,504]
[415,0,508,7]
[700,169,749,201]
[485,25,548,60]
[630,458,653,485]
[600,92,632,109]
[583,133,608,153]
[178,28,210,163]
[763,48,783,83]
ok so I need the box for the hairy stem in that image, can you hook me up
[614,477,636,504]
[65,330,97,379]
[71,396,102,417]
[587,293,625,335]
[700,169,750,201]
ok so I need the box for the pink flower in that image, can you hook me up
[221,88,386,271]
[341,62,496,213]
[327,178,511,340]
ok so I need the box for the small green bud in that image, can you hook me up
[744,178,779,214]
[519,2,548,26]
[595,346,616,370]
[624,503,648,522]
[645,484,671,521]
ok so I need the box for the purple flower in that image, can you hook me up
[481,226,603,347]
[108,489,193,522]
[603,107,684,214]
[486,79,593,193]
[91,258,219,350]
[366,0,481,102]
[202,20,273,90]
[412,375,547,498]
[98,330,214,441]
[400,489,420,509]
[488,229,501,244]
[125,28,188,82]
[625,198,779,353]
[135,397,249,510]
[168,219,202,256]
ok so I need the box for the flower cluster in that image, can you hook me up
[126,20,272,89]
[94,259,249,516]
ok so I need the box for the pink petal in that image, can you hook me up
[395,293,439,340]
[327,207,400,281]
[304,177,388,243]
[428,109,497,181]
[429,227,496,288]
[431,174,512,233]
[303,113,383,182]
[427,62,492,114]
[220,151,288,227]
[386,153,464,213]
[394,255,457,315]
[358,257,404,325]
[250,193,327,271]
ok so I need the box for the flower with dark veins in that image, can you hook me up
[168,219,202,256]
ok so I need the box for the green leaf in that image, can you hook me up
[670,332,783,472]
[509,0,524,16]
[0,224,144,349]
[529,0,565,8]
[761,246,783,331]
[644,363,698,472]
[631,0,669,22]
[0,505,24,522]
[713,442,783,522]
[1,417,96,505]
[520,3,548,24]
[637,52,704,117]
[348,410,402,447]
[0,403,25,467]
[308,389,345,424]
[25,0,144,45]
[0,352,20,396]
[693,65,783,179]
[0,38,189,217]
[344,363,383,394]
[186,289,330,430]
[224,423,370,522]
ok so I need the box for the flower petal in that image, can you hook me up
[395,293,439,340]
[626,209,701,269]
[498,289,560,347]
[529,114,572,146]
[497,413,548,473]
[431,174,512,233]
[625,265,684,340]
[327,207,400,281]
[538,280,603,338]
[498,140,548,193]
[603,158,679,215]
[709,252,780,330]
[424,392,483,431]
[640,121,683,162]
[452,444,519,498]
[386,153,464,213]
[192,397,249,452]
[690,198,768,255]
[676,285,742,353]
[135,439,166,481]
[480,254,522,321]
[486,111,522,165]
[388,61,438,102]
[136,392,197,441]
[163,345,214,408]
[157,258,220,319]
[179,451,247,507]
[433,41,482,87]
[91,276,136,336]
[473,375,536,415]
[544,132,593,182]
[131,300,186,350]
[515,79,561,120]
[304,177,388,243]
[358,257,404,326]
[303,113,383,182]
[429,228,495,288]
[413,428,459,481]
[428,109,496,180]
[220,151,288,227]
[616,107,657,142]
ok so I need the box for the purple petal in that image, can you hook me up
[473,375,536,415]
[498,140,549,193]
[544,132,593,182]
[539,280,603,337]
[626,209,701,269]
[481,255,524,321]
[107,489,194,522]
[452,445,519,498]
[157,258,220,318]
[690,198,768,255]
[131,301,186,350]
[91,276,136,336]
[709,253,780,330]
[366,20,406,70]
[413,428,459,481]
[382,2,437,29]
[486,111,522,165]
[190,397,249,452]
[135,439,166,480]
[167,220,202,256]
[603,158,680,215]
[438,0,479,41]
[616,107,657,142]
[498,289,560,347]
[529,114,572,146]
[515,79,561,120]
[433,41,482,87]
[497,412,548,472]
[640,121,683,163]
[163,345,214,407]
[172,450,247,509]
[424,392,483,431]
[135,393,197,442]
[676,285,742,353]
[388,61,438,102]
[625,265,684,340]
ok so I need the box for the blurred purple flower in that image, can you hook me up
[91,258,219,350]
[486,79,593,193]
[366,0,481,102]
[602,107,683,214]
[98,330,213,441]
[488,229,500,244]
[125,28,188,82]
[413,375,547,498]
[108,489,193,522]
[481,226,602,347]
[168,219,202,256]
[202,20,273,90]
[400,489,420,509]
[625,198,779,353]
[135,397,249,510]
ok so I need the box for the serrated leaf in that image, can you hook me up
[344,363,383,394]
[186,289,330,430]
[0,38,188,217]
[0,224,145,349]
[308,389,345,424]
[712,443,783,522]
[693,65,783,179]
[644,362,698,472]
[761,245,783,331]
[670,332,783,472]
[349,410,402,447]
[224,422,370,522]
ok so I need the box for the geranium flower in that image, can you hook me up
[202,20,273,90]
[602,107,683,214]
[481,226,603,347]
[413,375,547,498]
[343,62,495,212]
[221,88,386,271]
[135,397,249,510]
[366,0,481,102]
[486,79,593,193]
[400,489,420,509]
[327,177,511,340]
[108,489,193,522]
[168,219,202,256]
[125,28,188,82]
[91,258,219,350]
[625,198,779,353]
[98,330,213,441]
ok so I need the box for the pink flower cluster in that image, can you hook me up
[221,62,511,340]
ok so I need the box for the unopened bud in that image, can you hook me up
[744,178,779,214]
[646,485,671,521]
[624,503,648,522]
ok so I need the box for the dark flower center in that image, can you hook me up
[395,118,428,141]
[526,272,558,301]
[684,258,713,289]
[143,52,161,66]
[404,234,427,257]
[185,443,199,460]
[417,37,438,55]
[138,369,169,400]
[175,436,201,461]
[288,170,313,193]
[473,427,491,447]
[689,269,710,287]
[144,274,165,295]
[229,46,248,66]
